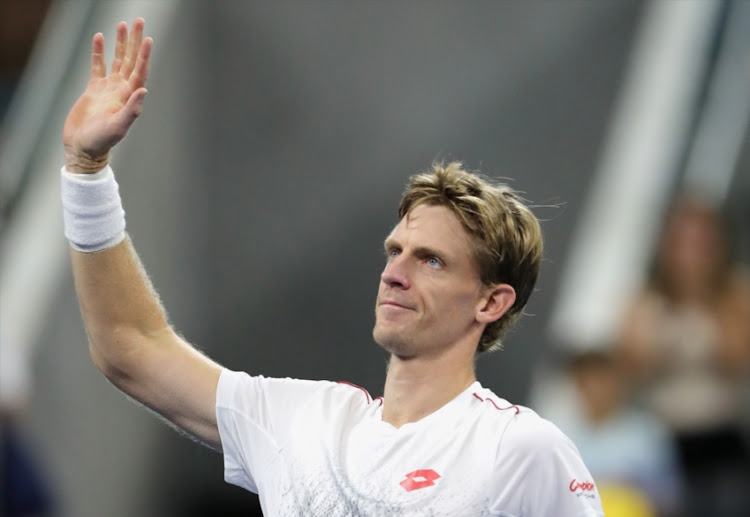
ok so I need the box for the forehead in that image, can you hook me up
[387,204,473,255]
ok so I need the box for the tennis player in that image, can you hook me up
[60,18,604,516]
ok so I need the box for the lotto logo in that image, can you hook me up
[400,469,441,492]
[569,479,596,492]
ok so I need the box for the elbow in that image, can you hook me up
[90,345,130,384]
[87,327,150,385]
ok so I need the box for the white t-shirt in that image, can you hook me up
[216,369,604,517]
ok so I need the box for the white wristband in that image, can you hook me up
[61,165,126,252]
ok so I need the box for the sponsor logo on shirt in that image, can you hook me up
[400,469,441,492]
[569,478,596,499]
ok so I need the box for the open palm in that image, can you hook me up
[63,18,152,165]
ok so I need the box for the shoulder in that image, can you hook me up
[500,408,575,458]
[471,384,573,454]
[470,384,522,417]
[217,369,327,399]
[496,411,599,500]
[480,391,604,515]
[217,369,375,413]
[216,370,377,451]
[474,391,582,470]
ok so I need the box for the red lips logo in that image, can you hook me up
[400,469,441,492]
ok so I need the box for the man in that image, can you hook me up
[61,18,604,516]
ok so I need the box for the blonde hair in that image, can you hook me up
[399,161,543,353]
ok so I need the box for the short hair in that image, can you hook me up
[398,161,543,353]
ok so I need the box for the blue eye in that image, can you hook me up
[427,257,441,268]
[388,249,400,259]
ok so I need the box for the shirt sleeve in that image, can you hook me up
[214,369,331,493]
[491,413,605,517]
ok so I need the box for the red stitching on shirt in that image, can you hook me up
[337,381,371,403]
[472,392,520,414]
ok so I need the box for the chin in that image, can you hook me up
[373,326,400,351]
[373,325,414,356]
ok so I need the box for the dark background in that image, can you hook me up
[9,1,747,516]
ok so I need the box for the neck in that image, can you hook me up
[381,346,477,428]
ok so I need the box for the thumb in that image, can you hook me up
[112,87,148,132]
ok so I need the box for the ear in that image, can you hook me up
[476,284,516,324]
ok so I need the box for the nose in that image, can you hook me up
[381,254,411,289]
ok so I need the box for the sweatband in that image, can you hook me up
[61,165,126,252]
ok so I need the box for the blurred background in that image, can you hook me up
[1,1,749,516]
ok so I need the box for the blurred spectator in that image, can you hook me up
[1,1,57,515]
[549,349,684,517]
[618,194,750,517]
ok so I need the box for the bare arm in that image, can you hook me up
[715,269,750,377]
[63,19,222,449]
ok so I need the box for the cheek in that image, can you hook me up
[430,289,480,320]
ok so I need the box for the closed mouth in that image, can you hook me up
[380,301,412,310]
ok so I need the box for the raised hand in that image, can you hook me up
[63,18,152,173]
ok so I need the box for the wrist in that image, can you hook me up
[60,164,126,252]
[64,146,111,174]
